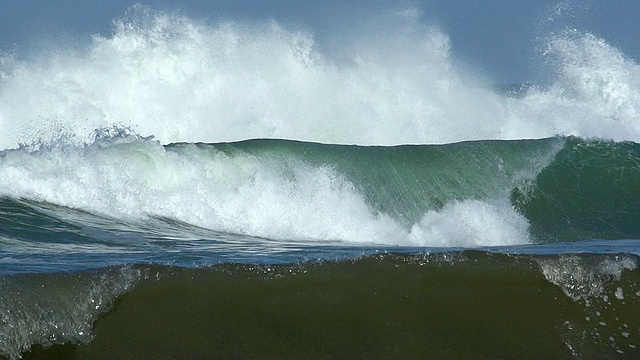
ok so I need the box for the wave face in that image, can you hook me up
[1,135,638,249]
[513,137,640,241]
[0,5,639,149]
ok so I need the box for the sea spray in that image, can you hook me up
[1,6,639,150]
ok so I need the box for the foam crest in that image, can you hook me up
[2,5,638,150]
[0,139,399,243]
[408,199,530,247]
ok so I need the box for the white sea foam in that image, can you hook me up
[408,199,530,247]
[0,5,638,150]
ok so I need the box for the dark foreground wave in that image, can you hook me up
[2,252,639,359]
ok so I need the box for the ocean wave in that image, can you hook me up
[1,135,638,246]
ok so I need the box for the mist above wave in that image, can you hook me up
[0,5,638,150]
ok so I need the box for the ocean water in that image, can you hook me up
[1,4,639,359]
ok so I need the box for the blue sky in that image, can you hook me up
[0,0,638,83]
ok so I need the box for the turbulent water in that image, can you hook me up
[1,4,639,359]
